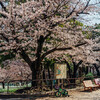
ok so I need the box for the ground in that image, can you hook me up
[36,88,100,100]
[0,87,100,100]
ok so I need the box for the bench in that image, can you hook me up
[83,80,99,92]
[94,78,100,87]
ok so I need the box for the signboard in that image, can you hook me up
[54,63,66,79]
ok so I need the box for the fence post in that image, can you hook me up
[41,79,43,91]
[61,79,63,89]
[7,82,9,94]
[26,81,28,87]
[58,79,60,87]
[51,80,53,90]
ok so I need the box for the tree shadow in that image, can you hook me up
[79,89,93,93]
[0,94,49,100]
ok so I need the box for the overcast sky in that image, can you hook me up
[79,12,100,26]
[78,0,100,26]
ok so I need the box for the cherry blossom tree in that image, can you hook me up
[0,67,6,88]
[90,26,100,76]
[3,60,32,81]
[0,0,100,86]
[0,59,32,88]
[63,29,100,77]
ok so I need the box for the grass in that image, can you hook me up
[0,83,31,93]
[0,85,30,93]
[0,88,19,93]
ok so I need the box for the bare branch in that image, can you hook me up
[66,0,81,18]
[77,0,91,14]
[0,1,7,12]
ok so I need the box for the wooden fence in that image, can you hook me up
[0,76,99,93]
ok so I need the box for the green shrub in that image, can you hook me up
[85,72,94,80]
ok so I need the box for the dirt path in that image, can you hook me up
[36,89,100,100]
[0,88,100,100]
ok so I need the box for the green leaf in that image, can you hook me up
[64,5,68,9]
[82,31,86,35]
[56,13,61,16]
[58,24,64,27]
[86,33,92,39]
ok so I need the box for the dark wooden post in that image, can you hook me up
[89,67,91,73]
[26,81,28,87]
[51,80,53,90]
[93,67,94,74]
[58,79,60,87]
[61,79,63,89]
[7,82,9,94]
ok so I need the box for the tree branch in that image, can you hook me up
[66,0,81,18]
[76,60,83,67]
[41,42,87,60]
[19,49,32,67]
[44,31,52,40]
[0,11,9,18]
[77,0,91,15]
[64,59,72,77]
[0,1,7,12]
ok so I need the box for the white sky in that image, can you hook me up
[78,0,100,26]
[79,12,100,26]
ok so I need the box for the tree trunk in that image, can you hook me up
[64,60,72,78]
[31,69,37,87]
[31,35,44,87]
[30,61,36,87]
[2,82,5,89]
[48,67,52,89]
[31,61,41,87]
[85,67,88,75]
[72,62,77,83]
[48,67,51,79]
[31,68,41,87]
[43,69,46,79]
[93,64,100,76]
[73,63,77,78]
[72,60,83,83]
[18,36,45,87]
